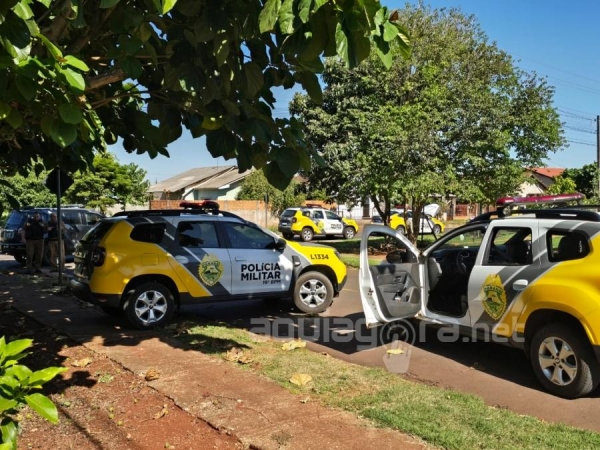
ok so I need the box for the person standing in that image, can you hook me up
[24,212,47,274]
[47,213,64,272]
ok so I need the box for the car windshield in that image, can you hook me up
[5,212,26,228]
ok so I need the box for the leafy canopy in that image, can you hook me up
[0,0,409,189]
[236,169,306,216]
[291,4,564,234]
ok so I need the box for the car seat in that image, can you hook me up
[557,234,589,261]
[506,240,531,265]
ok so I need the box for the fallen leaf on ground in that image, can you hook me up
[290,373,312,386]
[386,348,405,355]
[225,347,244,362]
[71,357,93,367]
[145,368,160,381]
[281,340,306,351]
[154,404,169,419]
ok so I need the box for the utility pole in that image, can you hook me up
[597,116,600,199]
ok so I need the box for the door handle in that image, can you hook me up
[513,279,528,291]
[235,257,246,262]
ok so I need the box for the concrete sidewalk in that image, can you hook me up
[2,268,428,450]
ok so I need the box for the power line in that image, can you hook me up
[557,109,595,121]
[515,55,600,86]
[564,125,595,134]
[566,139,596,147]
[556,105,597,117]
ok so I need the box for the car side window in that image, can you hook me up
[224,223,277,249]
[312,210,324,220]
[176,221,220,248]
[63,211,83,225]
[131,223,166,244]
[325,211,340,220]
[85,212,102,225]
[548,231,590,262]
[485,227,532,266]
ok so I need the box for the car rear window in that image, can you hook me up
[281,209,297,218]
[80,221,114,244]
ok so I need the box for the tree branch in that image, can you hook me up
[86,68,126,91]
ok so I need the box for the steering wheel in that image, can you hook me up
[456,249,476,275]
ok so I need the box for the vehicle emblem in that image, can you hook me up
[198,254,224,286]
[480,274,507,321]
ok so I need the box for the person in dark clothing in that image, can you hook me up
[47,213,65,271]
[24,212,47,274]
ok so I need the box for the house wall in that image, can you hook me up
[191,186,242,201]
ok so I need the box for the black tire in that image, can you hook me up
[293,272,334,314]
[396,225,406,235]
[301,227,314,242]
[14,254,26,266]
[125,282,175,329]
[432,225,442,235]
[343,227,355,240]
[529,323,600,398]
[283,233,294,240]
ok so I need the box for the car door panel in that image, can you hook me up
[359,225,422,326]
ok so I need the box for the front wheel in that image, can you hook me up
[396,225,406,235]
[293,272,334,314]
[301,227,314,242]
[432,225,442,235]
[343,227,355,239]
[529,323,600,398]
[125,282,175,329]
[14,254,26,266]
[283,233,294,240]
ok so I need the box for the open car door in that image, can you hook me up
[359,224,422,327]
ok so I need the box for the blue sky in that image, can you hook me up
[111,1,600,183]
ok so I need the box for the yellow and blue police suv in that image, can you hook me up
[359,196,600,398]
[70,202,346,329]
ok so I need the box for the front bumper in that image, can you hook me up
[0,242,24,255]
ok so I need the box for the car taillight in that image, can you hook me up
[91,246,106,266]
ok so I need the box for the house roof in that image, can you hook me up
[529,167,565,178]
[191,167,254,189]
[148,166,239,193]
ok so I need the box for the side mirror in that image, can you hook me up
[275,238,287,250]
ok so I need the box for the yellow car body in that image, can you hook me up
[279,207,359,242]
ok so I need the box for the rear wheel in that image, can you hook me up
[14,254,26,266]
[293,272,334,314]
[301,227,314,242]
[125,282,175,329]
[343,227,355,239]
[396,225,406,235]
[529,323,600,398]
[283,233,294,240]
[432,225,442,235]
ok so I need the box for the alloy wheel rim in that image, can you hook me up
[538,336,578,386]
[298,279,327,308]
[134,290,168,324]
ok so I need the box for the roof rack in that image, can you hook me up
[495,193,584,208]
[469,207,600,224]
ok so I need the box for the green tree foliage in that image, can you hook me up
[237,170,305,216]
[291,4,564,238]
[64,154,150,214]
[561,163,599,201]
[0,0,409,190]
[547,175,578,195]
[0,171,56,217]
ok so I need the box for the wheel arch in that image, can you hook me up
[524,309,592,355]
[299,265,340,295]
[122,274,181,308]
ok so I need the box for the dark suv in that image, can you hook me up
[0,206,104,265]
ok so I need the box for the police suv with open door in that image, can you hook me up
[359,193,600,398]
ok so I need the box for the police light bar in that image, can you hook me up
[179,200,220,211]
[496,193,584,207]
